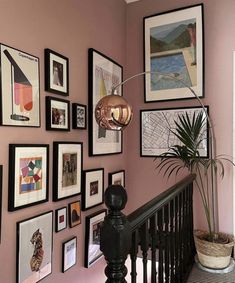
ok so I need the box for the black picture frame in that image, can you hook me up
[8,144,49,211]
[82,168,104,211]
[108,170,125,187]
[84,209,106,268]
[72,103,87,129]
[144,4,204,102]
[140,106,209,157]
[88,48,123,156]
[55,206,67,232]
[62,236,77,272]
[16,211,53,283]
[68,200,81,228]
[53,141,83,201]
[45,48,69,96]
[45,96,70,131]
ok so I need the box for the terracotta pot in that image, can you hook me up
[194,230,234,269]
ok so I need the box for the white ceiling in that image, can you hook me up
[125,0,140,3]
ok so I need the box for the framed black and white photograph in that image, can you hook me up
[45,48,69,96]
[0,43,40,127]
[46,96,70,131]
[82,168,104,211]
[140,106,209,157]
[68,200,81,228]
[62,237,77,272]
[72,103,87,129]
[8,144,49,211]
[16,211,53,283]
[55,206,67,232]
[84,209,106,268]
[53,142,82,201]
[144,4,204,102]
[108,170,125,187]
[88,48,123,156]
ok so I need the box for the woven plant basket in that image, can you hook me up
[194,230,234,269]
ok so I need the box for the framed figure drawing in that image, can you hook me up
[108,170,125,187]
[62,237,77,272]
[16,211,53,283]
[53,142,82,201]
[8,144,49,211]
[88,48,123,156]
[0,44,40,127]
[144,4,204,102]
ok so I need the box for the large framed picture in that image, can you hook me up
[55,206,67,232]
[0,43,40,127]
[62,237,77,272]
[45,48,69,96]
[68,200,81,228]
[53,142,82,201]
[144,4,204,102]
[16,211,53,283]
[46,96,70,131]
[72,103,87,129]
[8,144,49,211]
[108,170,125,187]
[84,209,106,268]
[82,168,104,211]
[88,48,123,156]
[140,106,209,157]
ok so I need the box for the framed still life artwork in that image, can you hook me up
[88,48,123,156]
[140,106,209,157]
[8,144,49,211]
[16,211,53,283]
[0,43,40,127]
[68,200,81,228]
[72,103,87,129]
[53,142,82,201]
[45,48,69,96]
[55,206,67,232]
[62,237,77,272]
[108,170,125,187]
[82,168,104,211]
[144,4,204,102]
[84,209,106,268]
[45,96,70,131]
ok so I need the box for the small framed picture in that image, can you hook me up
[62,237,77,272]
[84,209,106,268]
[108,170,125,187]
[45,48,69,96]
[55,206,67,232]
[53,142,82,201]
[46,96,70,131]
[68,200,81,228]
[82,168,104,211]
[16,211,53,283]
[8,144,49,211]
[72,103,87,129]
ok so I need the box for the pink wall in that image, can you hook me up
[125,0,235,235]
[0,0,126,282]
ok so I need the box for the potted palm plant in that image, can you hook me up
[156,110,234,270]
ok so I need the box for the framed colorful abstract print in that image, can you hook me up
[84,209,106,268]
[16,211,53,283]
[108,170,125,187]
[68,200,81,228]
[55,206,67,232]
[45,48,69,96]
[62,237,77,272]
[144,4,204,102]
[0,44,40,127]
[88,48,123,156]
[8,144,49,211]
[53,142,82,201]
[72,103,87,129]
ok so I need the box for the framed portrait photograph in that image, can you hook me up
[0,43,40,127]
[88,48,123,156]
[8,144,49,211]
[144,4,204,102]
[45,48,69,96]
[68,200,81,228]
[72,103,87,129]
[53,142,82,201]
[108,170,125,187]
[16,211,53,283]
[84,209,106,268]
[45,96,70,131]
[62,237,77,272]
[140,106,209,157]
[82,168,104,211]
[55,206,67,232]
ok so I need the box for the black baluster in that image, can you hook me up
[139,222,149,283]
[170,199,175,282]
[174,195,179,282]
[150,215,157,283]
[157,209,164,283]
[178,192,183,281]
[130,230,138,283]
[164,204,170,283]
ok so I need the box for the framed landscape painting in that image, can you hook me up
[144,4,204,102]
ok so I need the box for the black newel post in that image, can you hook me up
[100,185,132,283]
